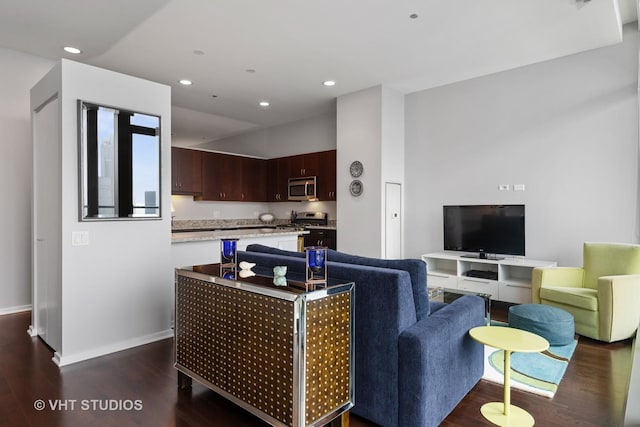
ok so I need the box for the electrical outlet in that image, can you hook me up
[498,184,510,191]
[514,184,526,192]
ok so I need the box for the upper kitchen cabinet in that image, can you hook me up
[192,148,334,203]
[317,150,336,200]
[171,147,202,195]
[241,157,267,202]
[269,150,336,202]
[288,152,321,178]
[199,151,267,202]
[267,156,289,202]
[200,151,241,201]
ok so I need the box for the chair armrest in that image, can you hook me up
[597,274,640,342]
[398,295,485,427]
[532,267,584,303]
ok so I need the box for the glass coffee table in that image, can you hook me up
[428,286,492,325]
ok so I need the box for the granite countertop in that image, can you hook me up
[171,218,333,243]
[172,227,306,243]
[304,225,337,230]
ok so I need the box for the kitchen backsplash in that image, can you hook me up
[172,218,287,230]
[171,195,337,225]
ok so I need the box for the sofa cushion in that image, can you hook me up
[245,244,431,320]
[540,286,598,311]
[326,250,430,320]
[246,244,304,257]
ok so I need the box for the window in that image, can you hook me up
[79,101,161,220]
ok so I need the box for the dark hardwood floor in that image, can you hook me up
[0,305,633,427]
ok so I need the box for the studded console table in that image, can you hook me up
[174,264,354,427]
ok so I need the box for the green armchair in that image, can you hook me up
[532,242,640,342]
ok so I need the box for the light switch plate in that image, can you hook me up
[72,231,89,246]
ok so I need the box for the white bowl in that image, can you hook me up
[259,213,275,224]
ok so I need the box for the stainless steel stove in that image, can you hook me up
[291,211,328,227]
[275,211,328,232]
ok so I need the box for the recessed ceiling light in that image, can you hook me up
[246,69,256,74]
[63,46,81,54]
[211,94,218,98]
[323,80,336,87]
[259,101,270,107]
[193,50,205,56]
[409,13,419,19]
[179,79,193,86]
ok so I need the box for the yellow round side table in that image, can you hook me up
[469,326,549,427]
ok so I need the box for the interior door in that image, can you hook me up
[385,182,402,259]
[33,96,62,351]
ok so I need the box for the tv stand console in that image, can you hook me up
[421,252,557,304]
[461,253,503,261]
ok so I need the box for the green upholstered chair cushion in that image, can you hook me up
[540,287,598,311]
[583,242,640,290]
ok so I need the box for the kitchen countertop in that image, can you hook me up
[172,227,307,243]
[304,225,337,230]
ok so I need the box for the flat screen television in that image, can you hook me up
[443,205,525,259]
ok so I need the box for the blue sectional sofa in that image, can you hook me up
[238,245,485,427]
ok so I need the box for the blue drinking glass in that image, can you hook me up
[221,239,236,261]
[308,248,325,273]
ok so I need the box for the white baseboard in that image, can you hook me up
[0,305,32,316]
[52,329,174,367]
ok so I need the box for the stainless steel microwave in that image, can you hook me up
[288,176,317,201]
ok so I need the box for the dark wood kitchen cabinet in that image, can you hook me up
[200,152,239,201]
[317,150,336,200]
[288,152,322,178]
[269,150,336,202]
[304,228,337,250]
[267,156,289,202]
[171,147,202,195]
[187,148,335,203]
[199,151,266,202]
[240,157,267,202]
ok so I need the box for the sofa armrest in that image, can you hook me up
[532,267,584,303]
[597,274,640,342]
[397,295,485,427]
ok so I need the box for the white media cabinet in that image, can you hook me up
[421,252,557,304]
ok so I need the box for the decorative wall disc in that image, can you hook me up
[349,179,363,197]
[349,161,363,178]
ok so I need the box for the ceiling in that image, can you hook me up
[0,0,637,148]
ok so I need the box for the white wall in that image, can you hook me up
[195,112,336,158]
[404,24,639,266]
[31,60,172,365]
[381,86,405,257]
[337,87,383,256]
[336,85,405,257]
[0,48,54,314]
